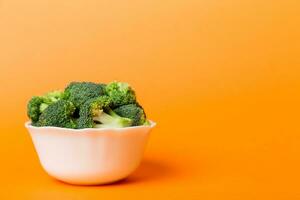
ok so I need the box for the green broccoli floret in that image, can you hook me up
[27,90,64,123]
[113,104,147,126]
[44,90,65,103]
[78,96,132,129]
[36,100,77,128]
[105,81,136,108]
[64,82,106,108]
[27,96,45,123]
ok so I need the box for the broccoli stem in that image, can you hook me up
[93,111,132,128]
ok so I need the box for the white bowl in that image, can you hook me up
[25,121,156,185]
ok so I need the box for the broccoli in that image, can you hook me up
[105,81,136,108]
[36,100,77,128]
[44,90,65,102]
[64,82,106,108]
[78,96,132,129]
[113,104,147,126]
[27,90,64,123]
[27,81,149,129]
[27,96,45,123]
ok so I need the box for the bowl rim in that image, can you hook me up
[25,120,156,133]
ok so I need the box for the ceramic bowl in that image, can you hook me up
[25,121,156,185]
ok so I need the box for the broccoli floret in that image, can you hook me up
[36,100,77,128]
[27,96,45,123]
[64,82,106,108]
[44,90,65,103]
[78,96,132,129]
[27,90,64,123]
[113,104,147,126]
[105,81,136,108]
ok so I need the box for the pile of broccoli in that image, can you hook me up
[27,81,149,129]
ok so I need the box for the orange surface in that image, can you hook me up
[0,0,300,199]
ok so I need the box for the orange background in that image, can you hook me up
[1,0,300,199]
